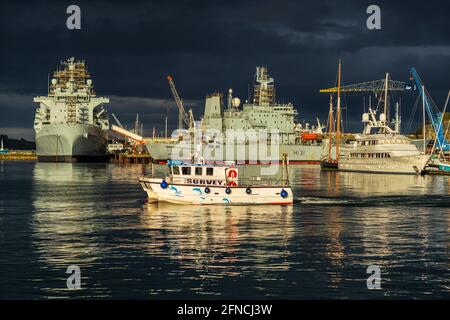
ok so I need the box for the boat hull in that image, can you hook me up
[145,140,325,164]
[35,123,108,163]
[139,178,293,205]
[320,160,338,170]
[338,154,430,174]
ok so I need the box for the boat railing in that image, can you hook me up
[237,178,290,187]
[166,176,289,187]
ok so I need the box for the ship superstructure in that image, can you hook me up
[146,67,324,163]
[33,58,110,162]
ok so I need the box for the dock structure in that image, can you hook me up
[0,150,37,161]
[110,152,153,164]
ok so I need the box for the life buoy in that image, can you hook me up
[227,169,237,179]
[227,180,237,187]
[225,187,232,194]
[160,180,168,189]
[246,187,252,195]
[280,189,288,198]
[204,187,211,194]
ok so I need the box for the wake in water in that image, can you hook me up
[297,195,450,207]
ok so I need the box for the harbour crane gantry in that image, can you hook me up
[167,75,191,130]
[320,74,410,125]
[409,67,450,152]
[319,78,407,94]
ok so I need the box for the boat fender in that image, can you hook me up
[280,189,288,198]
[204,187,211,194]
[245,187,252,195]
[160,180,168,189]
[225,187,232,195]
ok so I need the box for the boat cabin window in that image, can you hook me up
[206,167,214,176]
[172,166,180,175]
[195,167,203,176]
[181,166,191,175]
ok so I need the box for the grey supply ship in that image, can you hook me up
[145,67,324,163]
[33,58,110,162]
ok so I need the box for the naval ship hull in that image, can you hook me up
[35,123,108,162]
[145,141,324,164]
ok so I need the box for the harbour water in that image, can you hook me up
[0,161,449,299]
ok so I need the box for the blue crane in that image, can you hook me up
[409,67,449,151]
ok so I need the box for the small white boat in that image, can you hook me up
[139,160,293,205]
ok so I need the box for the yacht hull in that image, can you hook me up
[338,154,430,174]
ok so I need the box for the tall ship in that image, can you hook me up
[33,58,110,162]
[145,67,324,163]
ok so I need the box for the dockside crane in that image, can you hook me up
[320,74,407,128]
[167,75,191,130]
[409,67,449,152]
[111,113,124,129]
[320,78,408,94]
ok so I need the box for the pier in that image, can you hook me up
[109,152,153,164]
[0,150,37,161]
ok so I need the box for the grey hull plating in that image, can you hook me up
[35,123,107,163]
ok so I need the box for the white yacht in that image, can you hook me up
[339,109,430,174]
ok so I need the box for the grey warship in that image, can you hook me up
[146,67,324,163]
[33,58,110,162]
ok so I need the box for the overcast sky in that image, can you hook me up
[0,0,449,140]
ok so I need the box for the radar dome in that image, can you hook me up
[87,79,92,86]
[232,97,241,107]
[379,113,386,122]
[51,79,57,85]
[362,113,369,122]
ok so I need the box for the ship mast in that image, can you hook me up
[327,95,334,162]
[335,60,342,161]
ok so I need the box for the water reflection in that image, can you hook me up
[2,162,444,298]
[142,203,295,277]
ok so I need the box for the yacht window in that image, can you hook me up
[172,166,180,175]
[206,167,214,176]
[195,167,203,175]
[181,167,191,175]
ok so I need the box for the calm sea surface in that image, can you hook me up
[0,161,449,299]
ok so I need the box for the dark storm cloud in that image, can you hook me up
[0,0,449,139]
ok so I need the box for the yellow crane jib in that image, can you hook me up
[320,79,407,94]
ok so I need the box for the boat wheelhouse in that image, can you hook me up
[139,159,293,205]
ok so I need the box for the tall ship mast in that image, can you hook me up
[321,60,342,170]
[33,58,110,162]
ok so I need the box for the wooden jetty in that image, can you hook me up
[109,152,153,164]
